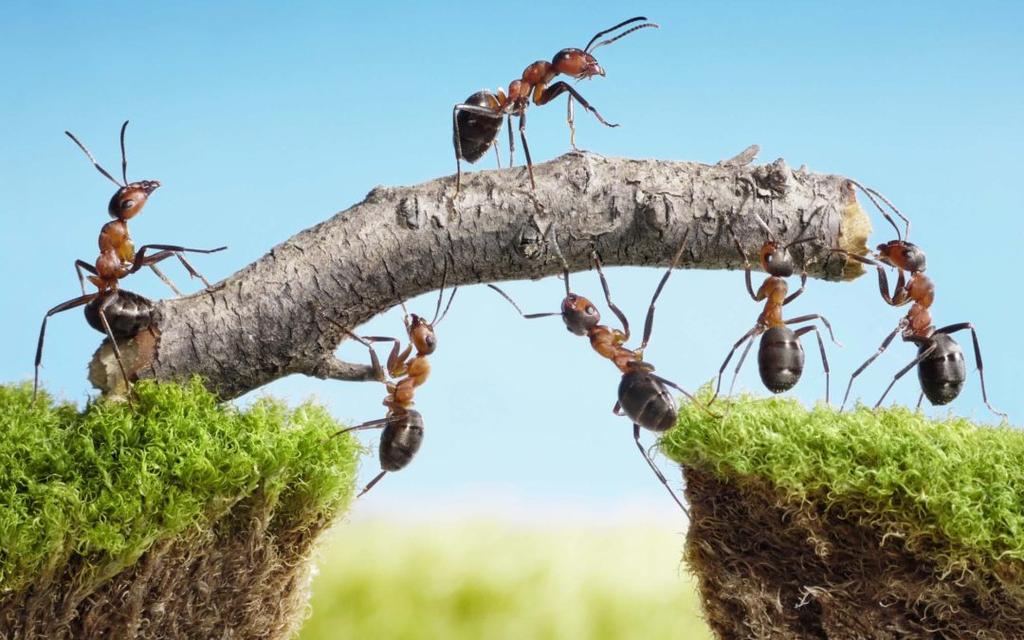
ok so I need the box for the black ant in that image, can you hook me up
[489,231,706,514]
[320,267,457,497]
[452,16,658,195]
[711,205,840,404]
[836,182,1005,419]
[34,122,226,401]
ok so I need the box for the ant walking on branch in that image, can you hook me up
[711,206,840,404]
[452,16,658,195]
[489,232,707,514]
[836,182,1005,419]
[321,267,458,497]
[34,122,226,401]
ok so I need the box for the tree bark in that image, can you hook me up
[90,149,870,400]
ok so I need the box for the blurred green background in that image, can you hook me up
[299,520,712,639]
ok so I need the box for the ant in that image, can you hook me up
[836,182,1005,418]
[321,267,457,497]
[452,16,658,195]
[489,231,705,514]
[711,205,840,404]
[34,122,226,401]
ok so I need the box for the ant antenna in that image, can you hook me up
[436,287,458,326]
[547,226,573,296]
[585,17,659,53]
[848,179,911,242]
[119,120,129,186]
[784,209,822,249]
[65,130,123,187]
[431,260,449,325]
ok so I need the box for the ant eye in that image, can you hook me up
[121,199,135,210]
[586,305,596,315]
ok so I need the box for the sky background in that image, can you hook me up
[2,1,1022,523]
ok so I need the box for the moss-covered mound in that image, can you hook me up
[0,380,360,639]
[662,397,1024,639]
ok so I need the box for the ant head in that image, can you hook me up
[876,240,927,273]
[759,241,796,277]
[108,180,161,219]
[407,314,438,355]
[560,293,600,336]
[551,48,605,79]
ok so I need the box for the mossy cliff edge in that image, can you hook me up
[663,398,1023,639]
[0,381,360,639]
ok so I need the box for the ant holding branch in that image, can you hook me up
[489,230,708,515]
[319,265,457,497]
[835,182,1005,419]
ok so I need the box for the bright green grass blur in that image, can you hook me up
[300,520,712,640]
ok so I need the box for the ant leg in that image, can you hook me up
[841,325,901,411]
[654,375,718,419]
[342,333,393,383]
[535,82,619,128]
[728,337,756,397]
[75,260,98,296]
[357,470,388,498]
[632,423,689,516]
[794,325,830,405]
[711,327,759,403]
[916,392,925,411]
[591,251,630,340]
[785,314,841,346]
[784,272,808,306]
[638,232,690,353]
[34,293,97,400]
[147,263,184,296]
[507,114,515,168]
[518,111,536,191]
[334,417,392,437]
[492,140,501,169]
[133,244,227,289]
[97,296,135,407]
[933,322,1006,419]
[874,342,937,410]
[832,250,905,305]
[487,285,560,319]
[726,224,759,301]
[567,96,577,150]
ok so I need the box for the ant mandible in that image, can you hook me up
[489,231,706,514]
[34,122,226,401]
[711,204,841,404]
[452,16,658,196]
[322,267,458,497]
[835,182,1005,418]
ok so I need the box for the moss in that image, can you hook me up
[0,380,360,638]
[662,395,1024,637]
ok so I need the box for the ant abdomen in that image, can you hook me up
[379,410,425,472]
[84,289,155,339]
[758,326,805,393]
[917,334,966,405]
[618,369,677,433]
[454,91,502,163]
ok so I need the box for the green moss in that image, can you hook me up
[662,395,1024,567]
[0,379,360,593]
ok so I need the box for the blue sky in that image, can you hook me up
[2,1,1022,520]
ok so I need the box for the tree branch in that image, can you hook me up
[90,150,870,400]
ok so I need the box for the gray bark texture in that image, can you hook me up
[90,150,871,400]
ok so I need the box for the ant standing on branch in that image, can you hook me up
[320,265,457,498]
[835,182,1005,419]
[489,230,708,515]
[452,16,658,195]
[34,121,226,402]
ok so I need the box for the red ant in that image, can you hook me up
[321,268,457,497]
[489,232,705,514]
[452,16,658,195]
[711,205,841,404]
[836,182,1005,418]
[34,122,226,401]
